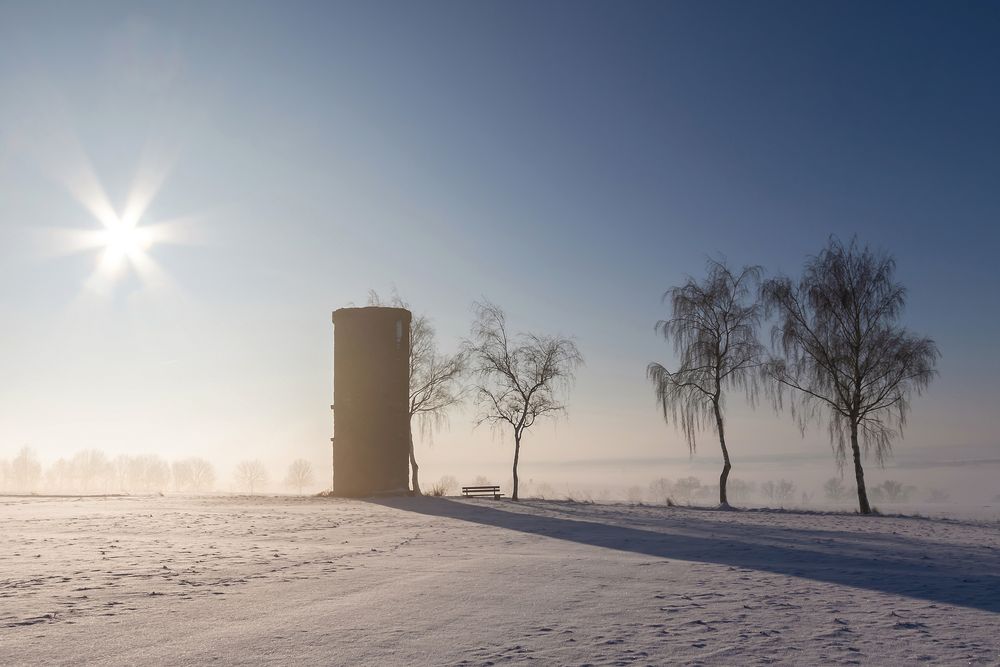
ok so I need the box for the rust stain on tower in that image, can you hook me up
[331,306,411,496]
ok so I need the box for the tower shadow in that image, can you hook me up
[371,497,1000,613]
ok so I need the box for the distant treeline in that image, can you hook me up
[0,447,318,496]
[0,447,215,494]
[528,477,950,507]
[422,474,951,507]
[630,476,948,506]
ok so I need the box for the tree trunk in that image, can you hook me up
[512,434,521,501]
[850,422,871,514]
[713,400,732,507]
[408,429,421,495]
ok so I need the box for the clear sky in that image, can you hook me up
[1,1,997,493]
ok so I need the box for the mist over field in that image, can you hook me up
[4,444,997,521]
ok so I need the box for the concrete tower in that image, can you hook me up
[331,306,411,496]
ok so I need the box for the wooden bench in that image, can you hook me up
[462,485,503,499]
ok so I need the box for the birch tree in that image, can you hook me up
[762,237,939,514]
[10,447,41,493]
[368,291,466,494]
[234,460,268,496]
[647,260,765,506]
[284,459,315,495]
[466,301,583,501]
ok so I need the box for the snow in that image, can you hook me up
[2,495,998,665]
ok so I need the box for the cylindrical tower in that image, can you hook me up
[331,306,411,496]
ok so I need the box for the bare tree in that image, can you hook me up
[673,476,702,502]
[188,458,216,492]
[878,480,914,503]
[11,446,41,493]
[648,478,674,504]
[115,454,167,493]
[626,485,644,503]
[368,291,466,495]
[466,301,583,501]
[172,459,194,493]
[171,458,216,494]
[762,237,939,514]
[112,455,130,492]
[727,479,755,504]
[823,477,849,501]
[0,458,9,492]
[761,479,796,504]
[647,260,765,507]
[129,455,170,493]
[45,458,72,492]
[234,460,268,495]
[71,449,110,492]
[407,315,466,495]
[284,459,315,495]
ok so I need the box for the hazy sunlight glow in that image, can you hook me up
[37,132,184,295]
[99,219,154,266]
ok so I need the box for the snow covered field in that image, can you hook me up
[2,495,998,665]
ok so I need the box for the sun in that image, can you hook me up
[84,212,171,294]
[38,130,190,295]
[100,219,154,265]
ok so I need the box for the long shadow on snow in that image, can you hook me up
[371,497,1000,613]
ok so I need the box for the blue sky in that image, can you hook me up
[1,2,997,489]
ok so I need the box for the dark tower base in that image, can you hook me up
[331,307,411,497]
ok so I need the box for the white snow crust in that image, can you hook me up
[2,495,997,665]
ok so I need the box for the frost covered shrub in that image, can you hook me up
[673,477,702,502]
[519,478,556,499]
[923,488,950,503]
[694,483,719,502]
[648,478,673,504]
[726,479,756,504]
[824,477,850,501]
[877,480,915,503]
[430,475,458,496]
[776,480,796,502]
[761,479,796,504]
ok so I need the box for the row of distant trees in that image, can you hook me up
[634,476,944,506]
[0,448,195,494]
[0,447,318,496]
[647,237,939,514]
[231,458,316,495]
[386,473,947,506]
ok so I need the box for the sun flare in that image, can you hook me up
[33,122,188,296]
[100,220,154,265]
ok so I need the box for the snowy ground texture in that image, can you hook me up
[2,495,998,666]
